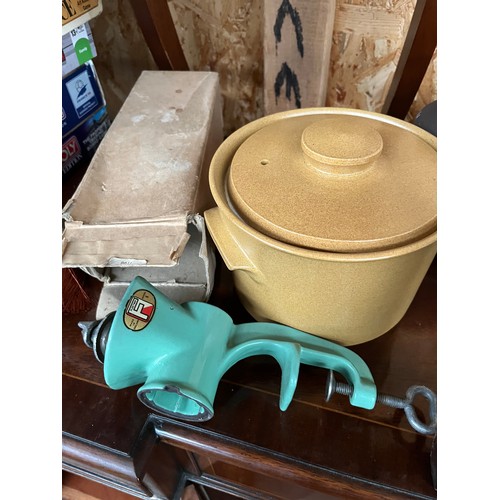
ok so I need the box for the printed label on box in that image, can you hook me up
[65,70,99,119]
[62,22,97,77]
[62,106,111,176]
[62,135,83,174]
[69,24,93,65]
[62,0,101,27]
[62,61,105,136]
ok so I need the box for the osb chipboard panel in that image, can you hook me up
[88,0,435,134]
[325,0,419,113]
[168,0,264,137]
[88,0,157,121]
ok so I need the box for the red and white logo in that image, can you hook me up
[126,296,154,321]
[124,290,156,331]
[62,136,80,163]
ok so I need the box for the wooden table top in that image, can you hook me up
[62,258,437,499]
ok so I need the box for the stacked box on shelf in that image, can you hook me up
[62,22,97,78]
[62,106,111,176]
[62,60,111,175]
[62,19,110,177]
[62,0,103,36]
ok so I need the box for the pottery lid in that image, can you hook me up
[227,110,437,253]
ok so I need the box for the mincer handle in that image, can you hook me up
[225,322,377,411]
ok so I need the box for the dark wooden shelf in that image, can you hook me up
[62,258,437,499]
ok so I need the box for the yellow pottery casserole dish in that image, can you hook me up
[204,108,436,345]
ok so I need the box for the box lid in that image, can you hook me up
[62,71,223,267]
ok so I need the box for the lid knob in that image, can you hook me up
[301,117,383,175]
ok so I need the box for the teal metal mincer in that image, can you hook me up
[79,276,378,422]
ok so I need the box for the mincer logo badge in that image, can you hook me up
[124,290,156,331]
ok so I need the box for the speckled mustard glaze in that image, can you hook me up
[205,108,436,345]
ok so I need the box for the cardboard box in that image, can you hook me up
[62,71,224,316]
[62,22,97,77]
[91,215,215,318]
[63,61,105,136]
[62,0,103,36]
[63,106,111,176]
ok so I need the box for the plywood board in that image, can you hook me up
[88,0,436,134]
[263,0,336,113]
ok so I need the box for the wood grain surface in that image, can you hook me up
[62,257,437,498]
[89,1,436,137]
[263,0,336,113]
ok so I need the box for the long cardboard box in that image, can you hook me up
[62,71,224,315]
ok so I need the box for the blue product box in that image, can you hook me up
[62,106,111,176]
[62,22,98,78]
[62,60,105,137]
